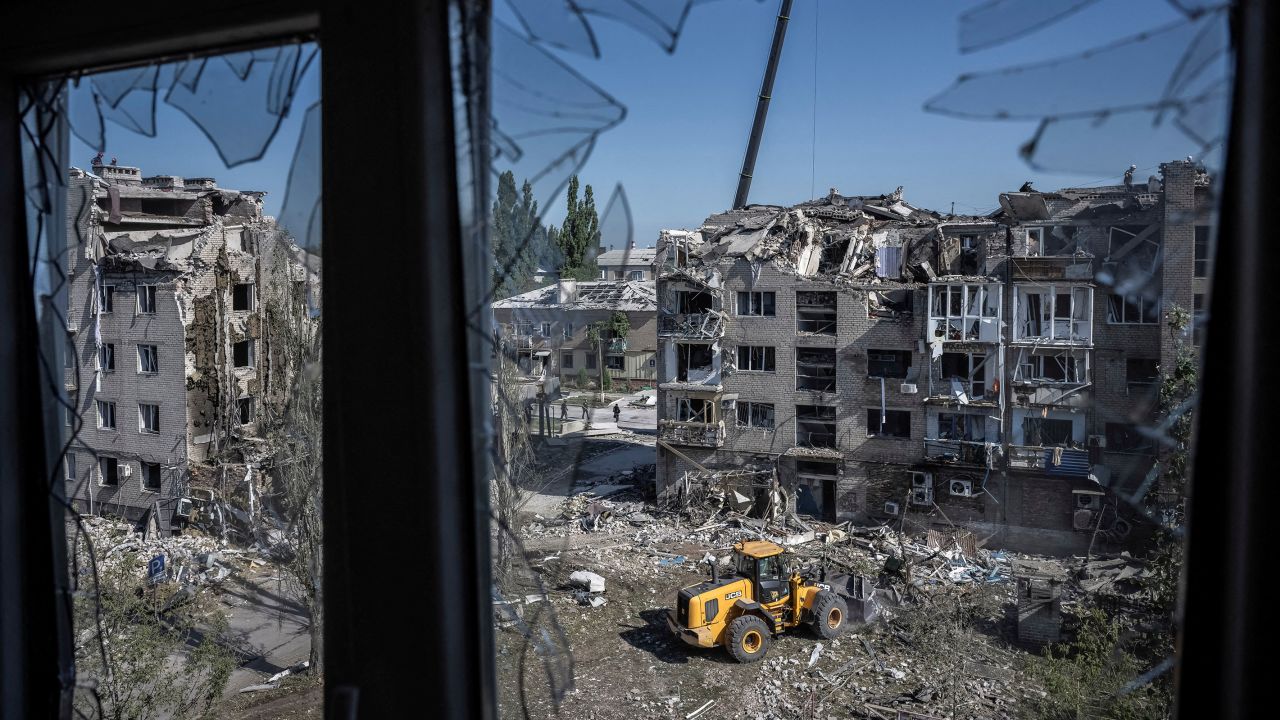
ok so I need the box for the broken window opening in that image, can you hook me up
[237,396,255,425]
[98,342,115,372]
[736,291,775,316]
[1022,417,1075,447]
[137,285,157,314]
[937,411,987,442]
[142,461,162,491]
[99,457,119,487]
[1025,225,1079,256]
[137,344,158,374]
[675,342,714,382]
[1126,358,1159,386]
[940,351,989,398]
[867,408,911,438]
[818,235,850,275]
[139,403,160,434]
[796,405,837,448]
[867,289,913,319]
[561,351,574,369]
[1015,285,1093,341]
[736,401,775,430]
[737,345,776,372]
[232,283,254,311]
[675,290,712,314]
[1194,226,1211,278]
[233,339,255,368]
[605,354,625,371]
[65,453,76,482]
[676,397,711,424]
[586,353,597,370]
[563,322,574,340]
[96,400,116,429]
[796,347,837,392]
[1107,293,1160,324]
[98,284,115,313]
[539,322,552,337]
[867,349,911,379]
[1017,352,1087,384]
[1106,422,1155,453]
[796,291,836,335]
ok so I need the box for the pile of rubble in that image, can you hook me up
[75,514,270,588]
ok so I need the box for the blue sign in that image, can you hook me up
[147,554,165,583]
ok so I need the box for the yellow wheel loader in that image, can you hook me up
[666,539,864,663]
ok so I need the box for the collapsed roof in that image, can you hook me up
[660,187,994,283]
[493,280,657,312]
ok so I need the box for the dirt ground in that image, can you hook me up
[494,492,1061,720]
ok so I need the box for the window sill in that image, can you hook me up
[866,434,913,441]
[140,430,160,435]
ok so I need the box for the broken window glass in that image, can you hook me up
[736,402,775,430]
[797,405,837,447]
[137,285,156,314]
[796,291,836,334]
[737,290,776,316]
[137,344,158,373]
[99,456,119,486]
[867,408,911,438]
[142,461,163,490]
[139,403,160,433]
[796,347,837,392]
[96,400,116,429]
[737,345,775,372]
[232,283,254,311]
[867,349,911,379]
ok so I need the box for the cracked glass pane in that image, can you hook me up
[22,41,323,717]
[449,0,1228,717]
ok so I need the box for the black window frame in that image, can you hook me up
[867,349,911,379]
[232,282,254,311]
[141,461,163,491]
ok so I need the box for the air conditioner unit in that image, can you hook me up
[883,501,900,516]
[175,497,194,518]
[949,479,975,497]
[1074,492,1102,510]
[900,383,918,394]
[1073,509,1095,531]
[910,486,933,506]
[67,322,79,334]
[1088,434,1106,448]
[910,471,932,488]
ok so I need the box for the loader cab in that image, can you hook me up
[734,540,790,605]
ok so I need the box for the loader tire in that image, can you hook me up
[725,614,771,663]
[811,591,848,639]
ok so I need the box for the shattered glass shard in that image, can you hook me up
[68,78,104,151]
[927,13,1226,121]
[504,0,600,58]
[597,184,633,255]
[278,101,323,255]
[97,66,159,137]
[165,44,308,167]
[958,0,1102,54]
[90,65,154,109]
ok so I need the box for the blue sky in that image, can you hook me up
[72,0,1214,246]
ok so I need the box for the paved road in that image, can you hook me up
[219,571,311,697]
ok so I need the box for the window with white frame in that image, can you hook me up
[563,321,574,340]
[139,403,160,434]
[936,411,987,441]
[98,284,115,313]
[65,452,76,482]
[928,283,999,341]
[1015,351,1088,384]
[137,284,157,314]
[97,342,115,372]
[737,345,776,372]
[539,322,552,337]
[735,401,775,429]
[96,400,116,429]
[98,457,119,486]
[1013,285,1093,341]
[137,344,158,373]
[736,291,775,316]
[1107,293,1160,324]
[676,397,710,423]
[940,352,991,397]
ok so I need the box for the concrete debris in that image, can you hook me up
[569,570,606,593]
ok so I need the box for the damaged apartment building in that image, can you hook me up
[61,161,319,533]
[655,161,1208,552]
[492,279,658,391]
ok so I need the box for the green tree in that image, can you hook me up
[555,175,600,280]
[72,553,236,719]
[492,171,546,296]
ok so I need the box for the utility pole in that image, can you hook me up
[733,0,793,210]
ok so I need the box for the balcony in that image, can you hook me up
[1007,445,1089,477]
[658,419,724,448]
[658,311,725,339]
[924,438,991,467]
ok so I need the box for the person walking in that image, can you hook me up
[581,403,589,419]
[560,399,568,420]
[612,404,621,424]
[525,403,532,427]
